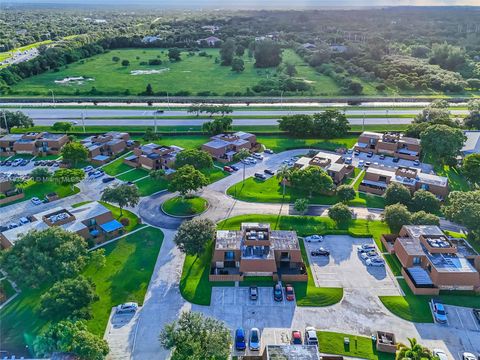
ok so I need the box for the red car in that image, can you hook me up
[291,330,302,345]
[285,284,295,301]
[223,166,233,173]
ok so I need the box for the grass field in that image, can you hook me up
[256,135,358,153]
[99,201,139,231]
[136,176,169,196]
[116,168,149,182]
[0,225,162,355]
[0,279,16,304]
[162,196,208,216]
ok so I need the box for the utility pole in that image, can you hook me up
[81,110,86,133]
[362,112,365,132]
[49,89,55,108]
[2,110,9,134]
[166,92,170,110]
[154,110,157,133]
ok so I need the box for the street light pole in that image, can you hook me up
[154,110,157,133]
[81,110,86,133]
[49,89,55,108]
[2,110,9,134]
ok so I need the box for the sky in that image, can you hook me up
[3,0,480,7]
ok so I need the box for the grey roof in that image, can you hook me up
[407,267,434,286]
[0,134,23,141]
[215,230,242,250]
[426,252,477,273]
[462,131,480,155]
[403,225,445,240]
[266,345,320,360]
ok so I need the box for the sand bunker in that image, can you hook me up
[130,68,170,75]
[54,76,94,85]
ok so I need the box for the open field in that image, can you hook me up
[162,196,208,216]
[8,48,379,97]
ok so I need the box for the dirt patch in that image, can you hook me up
[130,68,170,75]
[54,76,94,85]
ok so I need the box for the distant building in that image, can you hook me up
[142,36,160,44]
[461,131,480,156]
[0,201,123,249]
[196,36,221,46]
[81,132,133,165]
[354,131,421,161]
[202,132,257,162]
[381,225,480,294]
[0,132,69,157]
[293,150,354,184]
[329,44,348,53]
[201,25,220,33]
[123,143,183,171]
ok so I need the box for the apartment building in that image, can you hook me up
[210,222,307,283]
[123,143,183,171]
[293,151,354,184]
[81,132,132,164]
[0,175,24,205]
[381,225,480,295]
[0,132,69,156]
[0,201,123,248]
[354,131,421,160]
[202,132,257,162]
[358,165,448,198]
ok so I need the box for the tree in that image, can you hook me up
[463,154,480,184]
[464,99,480,130]
[202,117,233,135]
[414,106,457,127]
[312,110,350,139]
[145,83,154,96]
[344,81,363,95]
[30,167,51,183]
[159,311,231,360]
[0,227,88,287]
[294,198,309,214]
[150,169,166,180]
[89,248,106,270]
[112,56,120,62]
[328,203,353,225]
[443,191,480,239]
[143,127,161,141]
[404,122,431,139]
[233,148,251,183]
[383,203,412,233]
[420,124,466,164]
[384,182,412,206]
[411,211,440,226]
[60,142,88,167]
[220,38,236,66]
[53,168,85,190]
[34,320,109,360]
[121,59,130,66]
[276,165,291,199]
[175,149,213,170]
[396,338,433,360]
[168,165,208,196]
[337,185,356,203]
[0,110,33,131]
[409,190,440,213]
[231,58,245,73]
[52,121,72,133]
[40,276,98,321]
[278,114,313,137]
[289,167,334,197]
[254,40,282,68]
[101,184,140,215]
[168,48,181,61]
[429,42,466,72]
[174,218,216,256]
[467,79,480,91]
[284,63,297,77]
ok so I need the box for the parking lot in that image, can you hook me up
[442,305,480,332]
[342,151,434,174]
[305,235,401,296]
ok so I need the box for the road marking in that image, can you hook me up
[468,311,479,331]
[455,307,464,329]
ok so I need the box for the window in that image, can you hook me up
[413,257,421,265]
[379,176,387,182]
[224,251,234,261]
[89,218,97,226]
[280,252,290,260]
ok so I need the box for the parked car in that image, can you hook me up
[304,327,318,345]
[252,153,264,160]
[358,160,365,167]
[392,157,400,163]
[285,284,295,301]
[102,177,115,183]
[344,157,352,164]
[235,328,246,351]
[354,150,360,156]
[90,170,105,178]
[431,299,448,324]
[116,302,138,314]
[241,159,251,165]
[264,169,275,175]
[433,349,448,360]
[20,159,29,166]
[33,161,41,166]
[473,308,480,323]
[273,283,283,302]
[31,197,43,205]
[254,173,267,180]
[246,157,257,164]
[367,151,374,158]
[231,165,239,171]
[83,165,94,172]
[291,330,302,345]
[46,161,54,166]
[264,149,274,154]
[19,217,30,225]
[358,244,376,253]
[462,353,477,360]
[311,248,330,256]
[379,154,386,160]
[12,159,22,167]
[52,161,60,167]
[360,250,378,260]
[413,160,420,166]
[305,235,323,242]
[365,161,372,167]
[249,286,258,301]
[249,328,260,351]
[347,149,353,154]
[365,256,385,266]
[223,166,234,173]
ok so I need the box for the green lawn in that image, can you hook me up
[256,135,357,153]
[71,200,93,208]
[102,156,133,176]
[135,176,169,196]
[433,164,470,192]
[383,254,403,277]
[99,201,139,232]
[317,331,395,360]
[162,196,208,216]
[116,168,149,182]
[0,226,163,354]
[202,167,229,183]
[0,279,16,304]
[227,176,385,209]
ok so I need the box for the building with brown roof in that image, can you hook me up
[354,131,421,160]
[380,225,480,295]
[0,175,24,205]
[81,132,132,165]
[358,165,448,199]
[123,143,183,171]
[210,222,307,283]
[293,151,354,184]
[202,132,257,162]
[0,132,69,156]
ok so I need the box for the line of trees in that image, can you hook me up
[278,110,350,138]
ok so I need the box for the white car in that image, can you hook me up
[304,326,318,345]
[116,302,138,314]
[83,165,94,172]
[366,256,385,267]
[360,250,378,260]
[433,349,448,360]
[358,160,365,167]
[462,352,477,360]
[345,157,352,164]
[357,244,376,253]
[31,197,43,205]
[305,235,323,243]
[12,159,23,167]
[252,153,264,160]
[246,157,257,164]
[241,159,251,165]
[90,170,105,178]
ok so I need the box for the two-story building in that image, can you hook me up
[0,132,69,156]
[358,165,448,199]
[381,225,480,295]
[123,143,183,171]
[293,151,355,184]
[210,222,307,283]
[354,132,421,161]
[0,175,24,205]
[81,132,133,165]
[202,132,257,162]
[0,201,124,249]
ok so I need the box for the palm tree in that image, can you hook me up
[276,165,291,199]
[233,148,251,183]
[396,338,433,360]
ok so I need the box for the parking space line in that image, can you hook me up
[454,308,464,329]
[468,311,479,331]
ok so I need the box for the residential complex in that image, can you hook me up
[359,165,448,198]
[381,225,480,295]
[461,131,480,157]
[0,132,69,156]
[354,131,421,160]
[210,222,307,282]
[80,131,133,165]
[293,151,355,184]
[0,201,123,248]
[0,175,24,205]
[202,131,257,162]
[123,143,183,171]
